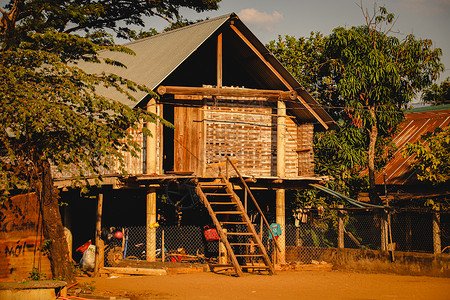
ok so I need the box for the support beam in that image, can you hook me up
[146,99,157,174]
[229,24,328,130]
[146,189,157,262]
[276,100,286,264]
[277,100,286,178]
[157,85,297,100]
[217,33,222,88]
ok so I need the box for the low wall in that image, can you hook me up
[0,193,52,282]
[320,248,450,277]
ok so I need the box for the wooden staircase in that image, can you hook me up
[195,174,276,276]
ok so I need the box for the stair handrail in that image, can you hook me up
[225,156,281,252]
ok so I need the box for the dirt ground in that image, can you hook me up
[76,270,450,300]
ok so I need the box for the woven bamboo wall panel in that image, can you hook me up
[297,124,314,175]
[204,101,300,177]
[285,117,299,177]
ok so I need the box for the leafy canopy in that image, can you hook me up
[0,0,220,194]
[268,5,443,205]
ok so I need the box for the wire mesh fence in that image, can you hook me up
[103,209,448,266]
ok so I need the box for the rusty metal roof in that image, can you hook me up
[76,13,336,130]
[376,106,450,186]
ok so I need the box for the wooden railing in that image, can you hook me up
[225,156,281,252]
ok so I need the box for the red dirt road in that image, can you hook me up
[78,270,450,300]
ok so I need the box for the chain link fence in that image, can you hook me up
[103,209,449,266]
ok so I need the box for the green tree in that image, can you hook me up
[325,6,443,203]
[404,127,449,184]
[270,6,443,204]
[421,77,450,105]
[0,0,220,281]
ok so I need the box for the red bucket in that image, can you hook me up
[203,225,220,242]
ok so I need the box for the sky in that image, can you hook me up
[176,0,450,83]
[1,0,449,83]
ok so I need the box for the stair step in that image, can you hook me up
[205,193,232,196]
[215,211,242,214]
[210,202,234,205]
[229,243,254,246]
[220,221,246,225]
[226,232,253,236]
[235,254,264,257]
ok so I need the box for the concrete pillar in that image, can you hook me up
[146,189,157,261]
[276,100,286,264]
[276,189,286,264]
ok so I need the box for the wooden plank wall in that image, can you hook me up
[0,193,52,282]
[173,106,204,174]
[204,99,300,178]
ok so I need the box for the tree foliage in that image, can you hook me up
[404,127,449,184]
[0,0,220,281]
[325,6,443,203]
[421,77,450,105]
[269,5,443,205]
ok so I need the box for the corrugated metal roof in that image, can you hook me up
[77,14,231,107]
[76,13,336,129]
[376,108,450,185]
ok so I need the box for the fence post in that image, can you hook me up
[337,205,344,249]
[433,207,441,254]
[380,210,388,251]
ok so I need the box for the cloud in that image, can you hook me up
[238,8,283,32]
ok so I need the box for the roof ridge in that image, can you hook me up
[119,13,233,47]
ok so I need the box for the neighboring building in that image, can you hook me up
[374,105,450,204]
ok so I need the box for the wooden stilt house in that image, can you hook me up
[57,13,337,276]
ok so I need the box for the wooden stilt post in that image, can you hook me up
[337,205,344,249]
[146,99,157,175]
[94,193,104,277]
[433,207,441,254]
[217,33,223,88]
[146,189,157,261]
[145,99,158,262]
[276,100,286,264]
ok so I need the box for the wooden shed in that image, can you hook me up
[57,13,336,275]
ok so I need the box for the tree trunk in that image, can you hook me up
[368,106,381,204]
[36,159,74,282]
